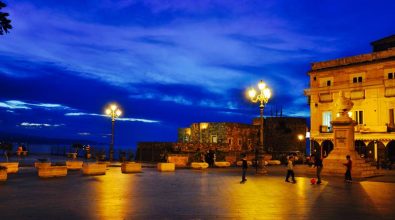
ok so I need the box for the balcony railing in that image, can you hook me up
[319,92,333,103]
[320,125,332,133]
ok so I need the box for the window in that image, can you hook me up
[211,135,217,143]
[354,111,363,125]
[326,80,331,86]
[228,138,232,145]
[238,139,242,146]
[322,111,332,130]
[389,109,394,125]
[353,76,363,83]
[389,72,394,79]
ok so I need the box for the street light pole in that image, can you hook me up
[247,80,271,174]
[105,104,122,162]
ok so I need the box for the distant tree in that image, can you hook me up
[0,1,12,35]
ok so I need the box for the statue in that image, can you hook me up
[335,91,353,117]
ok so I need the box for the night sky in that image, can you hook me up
[1,0,395,149]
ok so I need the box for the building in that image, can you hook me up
[304,35,395,164]
[178,122,258,152]
[136,118,307,162]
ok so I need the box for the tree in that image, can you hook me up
[0,1,12,35]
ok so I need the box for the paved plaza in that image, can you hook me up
[1,165,395,220]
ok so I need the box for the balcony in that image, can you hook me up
[319,92,333,103]
[350,89,365,100]
[384,79,395,97]
[320,125,332,133]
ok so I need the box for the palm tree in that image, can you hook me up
[0,1,12,35]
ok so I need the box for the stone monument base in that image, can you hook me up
[321,150,384,178]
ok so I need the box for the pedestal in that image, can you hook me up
[322,115,383,178]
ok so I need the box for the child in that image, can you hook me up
[343,155,352,183]
[240,155,248,184]
[285,155,296,183]
[314,154,323,184]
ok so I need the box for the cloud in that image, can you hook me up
[65,112,160,123]
[78,132,91,136]
[0,100,71,110]
[20,122,64,127]
[0,1,334,93]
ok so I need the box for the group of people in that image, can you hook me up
[240,153,353,184]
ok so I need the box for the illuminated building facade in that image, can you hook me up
[304,35,395,164]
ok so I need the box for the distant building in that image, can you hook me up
[137,117,307,162]
[304,35,395,163]
[259,117,307,154]
[178,122,258,152]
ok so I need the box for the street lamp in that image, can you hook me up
[247,80,271,173]
[105,104,122,161]
[297,134,305,153]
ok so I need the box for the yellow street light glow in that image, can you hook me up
[263,88,271,99]
[248,88,257,98]
[116,109,122,117]
[258,80,266,90]
[298,134,304,141]
[111,104,117,111]
[105,109,111,115]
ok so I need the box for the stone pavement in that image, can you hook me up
[1,166,395,220]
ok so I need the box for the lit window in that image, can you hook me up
[322,111,332,129]
[212,135,217,143]
[354,111,363,125]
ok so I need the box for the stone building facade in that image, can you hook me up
[304,35,395,164]
[261,117,307,154]
[136,118,307,162]
[178,122,258,152]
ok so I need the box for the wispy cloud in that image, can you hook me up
[78,132,91,136]
[0,100,71,110]
[20,122,65,127]
[65,112,159,123]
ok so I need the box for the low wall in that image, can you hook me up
[121,162,142,173]
[66,161,83,170]
[191,162,209,169]
[167,155,189,167]
[82,163,107,175]
[157,163,175,172]
[0,162,19,174]
[38,166,67,178]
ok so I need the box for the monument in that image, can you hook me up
[321,91,383,178]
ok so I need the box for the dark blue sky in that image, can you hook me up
[1,0,395,149]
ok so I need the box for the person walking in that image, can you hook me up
[314,154,323,184]
[285,155,296,183]
[240,154,248,184]
[343,155,352,183]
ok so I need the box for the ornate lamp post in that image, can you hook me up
[105,104,122,161]
[248,80,271,173]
